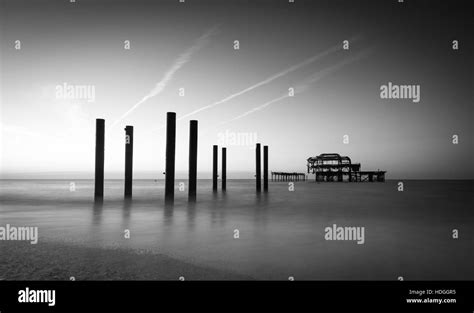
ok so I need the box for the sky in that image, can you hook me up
[0,0,472,179]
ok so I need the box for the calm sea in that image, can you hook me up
[1,179,473,280]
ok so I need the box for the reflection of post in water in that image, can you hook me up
[253,192,269,227]
[208,193,227,226]
[186,201,196,230]
[255,190,269,205]
[92,199,103,226]
[163,201,174,226]
[122,198,132,221]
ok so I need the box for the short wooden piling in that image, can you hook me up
[94,118,105,200]
[263,145,268,191]
[222,147,227,191]
[124,125,133,198]
[212,145,218,192]
[165,112,176,202]
[188,120,198,201]
[256,143,261,192]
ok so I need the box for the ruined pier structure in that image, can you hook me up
[271,172,306,182]
[307,153,385,182]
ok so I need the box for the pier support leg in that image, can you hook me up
[256,143,261,192]
[165,112,176,203]
[222,147,226,191]
[188,120,198,201]
[263,146,268,192]
[94,119,105,200]
[212,145,218,192]
[124,125,133,198]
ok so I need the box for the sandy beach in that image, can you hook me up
[0,240,251,280]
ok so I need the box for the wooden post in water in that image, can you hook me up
[263,145,268,192]
[94,118,105,200]
[188,120,198,201]
[124,125,134,198]
[165,112,176,202]
[212,145,218,192]
[222,147,227,191]
[256,143,261,192]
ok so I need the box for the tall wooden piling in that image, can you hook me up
[188,120,198,201]
[165,112,176,202]
[212,145,218,191]
[94,119,105,200]
[263,145,268,191]
[124,125,134,198]
[222,147,227,191]
[256,143,261,192]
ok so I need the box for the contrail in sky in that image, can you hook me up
[177,38,360,122]
[295,47,374,93]
[109,26,219,130]
[219,48,374,126]
[219,95,289,125]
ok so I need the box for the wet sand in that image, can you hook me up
[0,240,251,280]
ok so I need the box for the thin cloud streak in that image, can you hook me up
[177,38,360,122]
[109,25,220,130]
[219,94,289,125]
[295,48,374,93]
[219,48,374,126]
